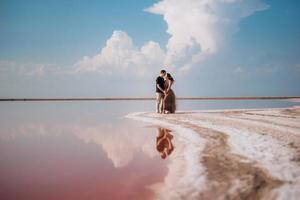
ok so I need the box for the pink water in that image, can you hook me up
[0,102,171,200]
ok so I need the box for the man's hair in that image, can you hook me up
[160,70,166,74]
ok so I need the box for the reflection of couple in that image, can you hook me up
[156,70,176,114]
[156,128,174,159]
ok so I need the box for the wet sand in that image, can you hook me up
[127,106,300,200]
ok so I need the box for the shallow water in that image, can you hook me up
[0,100,298,199]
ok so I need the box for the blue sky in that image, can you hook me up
[0,0,167,64]
[0,0,299,97]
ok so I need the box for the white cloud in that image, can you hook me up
[74,31,165,77]
[146,0,269,73]
[233,66,245,73]
[0,1,270,78]
[18,64,46,76]
[75,1,268,75]
[0,60,64,77]
[0,60,16,73]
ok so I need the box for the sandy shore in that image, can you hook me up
[127,106,300,200]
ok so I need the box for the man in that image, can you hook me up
[156,69,166,113]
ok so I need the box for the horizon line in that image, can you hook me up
[0,96,299,101]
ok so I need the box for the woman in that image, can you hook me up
[163,73,176,114]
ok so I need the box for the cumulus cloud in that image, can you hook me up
[146,0,269,73]
[74,0,269,75]
[74,31,165,77]
[1,1,269,77]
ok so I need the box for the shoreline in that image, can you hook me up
[127,106,300,199]
[1,96,299,102]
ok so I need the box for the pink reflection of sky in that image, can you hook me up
[0,105,169,200]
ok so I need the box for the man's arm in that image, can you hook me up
[156,84,164,93]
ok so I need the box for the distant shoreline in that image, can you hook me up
[0,96,299,101]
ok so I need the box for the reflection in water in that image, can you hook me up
[156,128,174,159]
[0,109,169,200]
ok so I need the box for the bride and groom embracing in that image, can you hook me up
[156,69,176,114]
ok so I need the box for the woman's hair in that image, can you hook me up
[167,73,174,82]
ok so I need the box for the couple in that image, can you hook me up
[156,69,176,114]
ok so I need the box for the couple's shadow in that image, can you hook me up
[156,128,174,159]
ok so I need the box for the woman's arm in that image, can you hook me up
[166,80,172,93]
